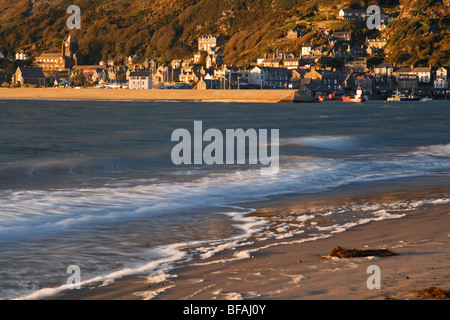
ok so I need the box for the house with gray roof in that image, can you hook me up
[12,66,46,87]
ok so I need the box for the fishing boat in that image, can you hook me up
[401,94,420,101]
[342,86,366,103]
[318,93,338,101]
[387,90,420,101]
[387,91,401,101]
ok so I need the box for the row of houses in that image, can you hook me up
[256,37,389,67]
[298,64,448,98]
[154,64,292,89]
[373,64,448,88]
[6,32,448,96]
[11,59,449,95]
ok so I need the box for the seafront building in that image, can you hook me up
[129,71,152,89]
[12,66,46,87]
[434,67,448,89]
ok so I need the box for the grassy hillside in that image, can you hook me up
[382,0,450,67]
[0,0,448,67]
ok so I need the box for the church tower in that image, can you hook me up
[61,35,83,68]
[62,35,75,58]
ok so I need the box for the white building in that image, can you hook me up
[198,34,224,54]
[338,9,367,20]
[248,66,291,89]
[394,66,432,83]
[434,67,448,89]
[301,44,313,57]
[129,71,152,89]
[415,67,432,83]
[15,51,29,60]
[373,63,394,78]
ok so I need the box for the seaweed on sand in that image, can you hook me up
[414,287,450,300]
[322,246,397,259]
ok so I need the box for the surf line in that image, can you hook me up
[171,121,279,175]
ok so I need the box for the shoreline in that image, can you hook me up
[0,88,310,103]
[49,178,450,300]
[2,88,448,104]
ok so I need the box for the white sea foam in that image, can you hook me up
[133,285,175,300]
[15,243,186,300]
[145,270,176,284]
[291,275,310,284]
[234,250,252,259]
[415,143,450,158]
[213,290,244,300]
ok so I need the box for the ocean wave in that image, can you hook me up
[1,146,449,242]
[280,135,360,151]
[0,152,170,179]
[415,143,450,158]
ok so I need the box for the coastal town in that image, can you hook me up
[1,1,450,304]
[1,7,448,101]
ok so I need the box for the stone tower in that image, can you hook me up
[62,35,84,68]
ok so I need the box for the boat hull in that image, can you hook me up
[342,96,366,103]
[400,97,420,101]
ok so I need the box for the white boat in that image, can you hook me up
[420,97,433,101]
[387,91,420,101]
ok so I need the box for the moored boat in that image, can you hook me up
[318,93,338,101]
[387,90,421,101]
[342,86,366,103]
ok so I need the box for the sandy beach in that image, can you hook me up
[0,88,302,103]
[51,178,450,300]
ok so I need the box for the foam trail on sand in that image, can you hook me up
[15,243,186,300]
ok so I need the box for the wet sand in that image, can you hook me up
[52,178,450,300]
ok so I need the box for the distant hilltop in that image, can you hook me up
[0,0,448,68]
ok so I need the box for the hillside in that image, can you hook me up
[382,0,450,67]
[0,0,448,67]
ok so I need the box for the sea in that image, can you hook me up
[0,99,449,300]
